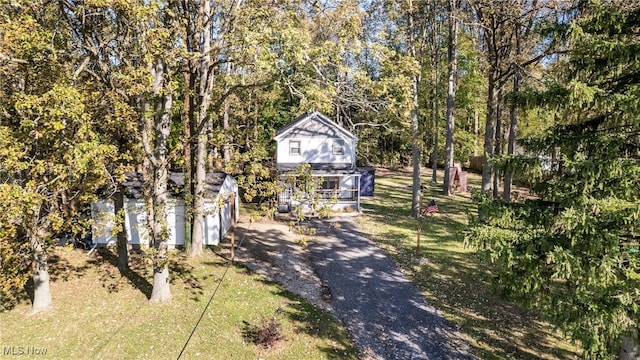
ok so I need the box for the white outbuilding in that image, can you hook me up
[91,172,239,248]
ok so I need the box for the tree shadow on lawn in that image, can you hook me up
[47,250,95,282]
[86,248,212,301]
[368,217,578,359]
[86,249,152,298]
[415,247,577,359]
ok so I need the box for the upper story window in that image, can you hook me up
[332,139,345,155]
[289,140,301,155]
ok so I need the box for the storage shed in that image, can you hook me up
[359,167,375,197]
[91,172,239,248]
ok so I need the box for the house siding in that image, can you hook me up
[91,199,225,247]
[276,137,354,166]
[91,173,239,248]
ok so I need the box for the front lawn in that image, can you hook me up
[0,247,358,360]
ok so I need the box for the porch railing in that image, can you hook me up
[279,188,358,204]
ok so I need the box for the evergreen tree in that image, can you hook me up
[467,2,640,358]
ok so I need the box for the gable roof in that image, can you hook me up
[274,111,357,141]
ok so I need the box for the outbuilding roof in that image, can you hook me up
[119,172,230,199]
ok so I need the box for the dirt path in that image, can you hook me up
[230,216,333,313]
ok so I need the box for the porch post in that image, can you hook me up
[230,192,236,260]
[356,174,361,211]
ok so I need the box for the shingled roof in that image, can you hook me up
[119,172,229,199]
[274,111,357,141]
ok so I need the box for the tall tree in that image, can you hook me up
[0,1,116,313]
[442,0,458,195]
[468,0,515,194]
[407,0,422,217]
[143,54,174,302]
[177,0,307,256]
[501,0,563,200]
[59,0,146,271]
[467,2,640,358]
[366,0,435,216]
[187,0,216,258]
[469,0,564,196]
[122,1,179,302]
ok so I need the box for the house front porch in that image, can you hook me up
[277,165,362,213]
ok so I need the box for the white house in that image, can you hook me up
[91,172,239,248]
[274,111,371,212]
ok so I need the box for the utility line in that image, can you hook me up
[176,221,252,360]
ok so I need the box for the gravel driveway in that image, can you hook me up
[234,216,469,360]
[308,218,469,360]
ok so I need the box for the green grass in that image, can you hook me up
[0,248,358,360]
[358,167,580,359]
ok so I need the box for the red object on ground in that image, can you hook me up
[449,163,468,193]
[457,171,468,192]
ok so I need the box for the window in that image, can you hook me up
[322,177,338,190]
[289,140,301,155]
[321,177,339,199]
[332,139,345,155]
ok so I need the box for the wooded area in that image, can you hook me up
[1,0,638,358]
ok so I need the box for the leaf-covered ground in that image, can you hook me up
[0,247,358,360]
[357,167,581,359]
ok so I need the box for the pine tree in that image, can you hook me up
[467,2,640,358]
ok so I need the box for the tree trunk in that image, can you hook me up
[431,40,440,184]
[148,56,172,303]
[27,238,52,315]
[619,332,639,360]
[181,53,195,252]
[408,0,421,218]
[149,160,171,302]
[149,163,171,302]
[481,72,497,192]
[503,71,520,201]
[443,0,458,196]
[431,92,439,183]
[207,119,216,171]
[142,157,155,248]
[189,134,206,257]
[222,42,232,164]
[504,21,521,201]
[189,0,212,257]
[493,88,503,199]
[113,188,129,271]
[411,75,421,218]
[223,92,231,164]
[473,109,479,156]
